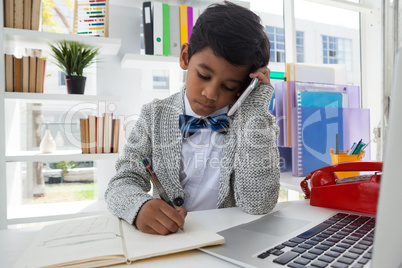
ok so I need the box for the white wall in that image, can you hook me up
[95,3,142,199]
[400,0,402,49]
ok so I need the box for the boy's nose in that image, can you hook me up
[202,84,219,100]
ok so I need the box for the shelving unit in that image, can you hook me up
[0,15,122,228]
[7,200,108,225]
[121,53,180,69]
[6,150,119,162]
[3,28,121,55]
[4,92,121,103]
[0,1,6,230]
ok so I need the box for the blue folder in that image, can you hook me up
[295,106,344,175]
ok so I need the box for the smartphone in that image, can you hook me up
[227,78,258,116]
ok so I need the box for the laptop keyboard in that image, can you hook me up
[257,213,375,268]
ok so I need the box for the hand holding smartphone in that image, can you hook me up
[227,78,258,116]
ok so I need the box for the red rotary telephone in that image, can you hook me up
[300,161,382,214]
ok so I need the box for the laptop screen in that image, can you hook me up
[372,48,402,267]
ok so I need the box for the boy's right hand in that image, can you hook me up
[134,199,187,235]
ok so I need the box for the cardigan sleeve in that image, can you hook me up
[232,83,281,215]
[104,103,155,225]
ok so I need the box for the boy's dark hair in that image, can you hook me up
[188,1,270,75]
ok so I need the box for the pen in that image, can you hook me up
[354,142,365,155]
[335,134,339,154]
[352,139,363,155]
[347,142,357,155]
[361,140,371,151]
[140,156,184,232]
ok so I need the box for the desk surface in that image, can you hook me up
[280,171,304,193]
[1,201,302,268]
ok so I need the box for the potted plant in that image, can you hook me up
[49,40,100,94]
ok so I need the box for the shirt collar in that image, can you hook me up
[184,91,229,118]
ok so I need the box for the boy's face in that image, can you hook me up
[180,44,249,116]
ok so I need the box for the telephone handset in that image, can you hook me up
[301,161,382,214]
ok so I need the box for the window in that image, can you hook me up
[59,71,67,86]
[266,26,286,63]
[294,0,360,85]
[296,31,304,63]
[5,101,100,222]
[266,26,305,63]
[152,70,170,90]
[42,1,75,34]
[322,35,353,71]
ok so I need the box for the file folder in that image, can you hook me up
[285,63,336,146]
[153,2,163,55]
[291,106,370,176]
[142,2,153,55]
[187,6,193,41]
[169,5,180,57]
[162,3,170,56]
[180,5,188,45]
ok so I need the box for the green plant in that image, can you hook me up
[49,40,100,76]
[56,161,78,177]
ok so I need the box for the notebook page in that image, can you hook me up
[122,214,224,262]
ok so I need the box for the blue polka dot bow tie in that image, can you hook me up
[179,114,230,139]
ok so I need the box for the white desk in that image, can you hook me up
[280,171,304,193]
[0,201,302,268]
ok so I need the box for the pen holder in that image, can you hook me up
[330,148,364,178]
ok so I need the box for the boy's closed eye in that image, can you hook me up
[197,71,210,81]
[197,72,239,93]
[222,84,237,92]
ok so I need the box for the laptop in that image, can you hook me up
[200,48,402,268]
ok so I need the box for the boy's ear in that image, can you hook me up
[179,43,189,70]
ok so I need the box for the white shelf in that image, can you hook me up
[121,53,181,70]
[7,200,108,225]
[6,150,119,162]
[3,28,121,55]
[4,92,121,103]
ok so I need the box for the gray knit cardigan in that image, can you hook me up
[105,83,280,225]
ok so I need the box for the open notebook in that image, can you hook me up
[14,213,224,268]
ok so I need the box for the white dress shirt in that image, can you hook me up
[179,93,228,211]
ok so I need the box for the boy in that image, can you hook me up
[105,1,280,235]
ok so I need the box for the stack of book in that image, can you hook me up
[142,1,201,57]
[80,113,120,154]
[3,0,42,30]
[4,54,46,93]
[73,0,109,37]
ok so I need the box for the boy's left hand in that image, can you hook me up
[249,67,271,86]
